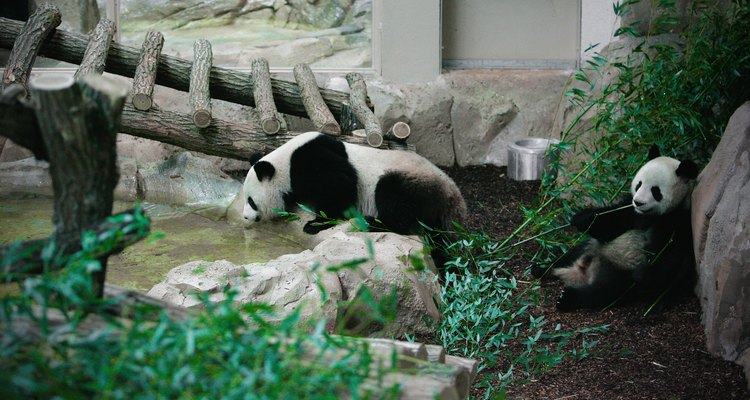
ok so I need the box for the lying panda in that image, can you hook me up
[242,131,467,236]
[534,146,699,311]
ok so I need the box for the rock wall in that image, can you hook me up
[692,101,750,387]
[148,223,442,337]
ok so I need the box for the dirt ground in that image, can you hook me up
[444,165,749,400]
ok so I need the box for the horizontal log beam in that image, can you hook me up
[0,98,410,165]
[0,17,350,120]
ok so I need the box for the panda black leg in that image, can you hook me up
[303,217,334,234]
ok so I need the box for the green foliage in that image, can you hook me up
[511,0,750,271]
[0,210,402,399]
[548,0,750,213]
[434,235,607,396]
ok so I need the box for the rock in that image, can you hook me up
[0,139,34,163]
[148,223,441,336]
[138,152,241,220]
[0,158,52,197]
[692,101,750,388]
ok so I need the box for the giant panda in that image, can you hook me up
[534,146,699,311]
[241,131,467,238]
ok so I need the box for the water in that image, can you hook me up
[0,195,312,292]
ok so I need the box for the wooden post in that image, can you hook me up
[189,39,213,128]
[131,31,164,111]
[251,58,283,135]
[346,72,382,147]
[385,121,411,142]
[29,73,128,298]
[293,63,341,135]
[1,4,61,93]
[74,18,116,80]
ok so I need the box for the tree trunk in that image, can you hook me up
[294,63,341,135]
[131,31,164,111]
[251,58,283,134]
[0,17,350,120]
[1,4,61,94]
[29,74,127,297]
[74,18,116,80]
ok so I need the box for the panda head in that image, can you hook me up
[242,153,288,225]
[630,146,699,216]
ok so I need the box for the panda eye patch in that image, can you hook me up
[651,186,663,201]
[635,181,642,191]
[247,196,258,210]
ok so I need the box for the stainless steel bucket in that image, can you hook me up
[507,138,559,181]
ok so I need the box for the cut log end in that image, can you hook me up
[389,121,411,139]
[132,93,152,111]
[261,118,281,135]
[367,132,384,148]
[29,73,74,91]
[193,109,212,128]
[321,121,342,136]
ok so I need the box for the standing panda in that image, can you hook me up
[242,131,467,237]
[534,146,699,311]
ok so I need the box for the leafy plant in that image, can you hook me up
[0,210,405,399]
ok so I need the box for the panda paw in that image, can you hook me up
[556,289,581,312]
[571,209,597,232]
[303,219,330,234]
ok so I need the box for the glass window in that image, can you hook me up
[0,0,373,70]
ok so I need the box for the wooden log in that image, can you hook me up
[351,128,383,148]
[445,355,479,385]
[74,18,116,80]
[1,4,61,94]
[346,72,382,147]
[0,17,350,120]
[189,39,213,128]
[293,63,341,135]
[385,121,411,142]
[131,31,164,111]
[425,344,447,363]
[103,284,195,322]
[251,58,283,135]
[29,73,128,297]
[0,94,412,167]
[1,208,150,278]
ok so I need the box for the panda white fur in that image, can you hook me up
[242,131,467,236]
[534,146,699,311]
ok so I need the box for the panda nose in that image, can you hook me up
[633,200,646,207]
[255,216,260,222]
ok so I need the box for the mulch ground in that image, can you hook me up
[444,165,749,400]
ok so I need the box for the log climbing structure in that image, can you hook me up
[0,4,412,163]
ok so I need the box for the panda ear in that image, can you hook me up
[249,153,263,166]
[254,161,275,181]
[648,145,661,160]
[676,160,699,180]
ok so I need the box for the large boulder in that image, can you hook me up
[148,223,442,336]
[692,101,750,387]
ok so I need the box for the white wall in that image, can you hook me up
[580,0,620,60]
